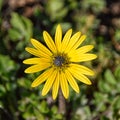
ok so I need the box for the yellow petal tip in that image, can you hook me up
[65,96,68,99]
[24,69,28,73]
[43,31,47,35]
[57,24,61,27]
[89,71,95,76]
[94,55,97,59]
[83,35,87,38]
[63,93,69,99]
[68,28,72,33]
[41,92,46,96]
[25,47,29,51]
[24,68,33,73]
[53,96,56,100]
[90,45,94,49]
[23,59,30,64]
[23,60,26,64]
[31,83,37,88]
[88,81,92,85]
[76,89,80,93]
[30,38,35,43]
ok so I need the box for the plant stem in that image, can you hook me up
[58,89,66,115]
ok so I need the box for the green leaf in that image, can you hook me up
[0,84,6,96]
[51,106,58,114]
[34,108,44,120]
[21,15,33,41]
[9,12,32,42]
[6,82,17,91]
[10,13,25,32]
[8,28,23,41]
[114,65,120,79]
[98,79,111,93]
[0,0,3,11]
[94,92,108,103]
[104,69,116,85]
[81,0,106,14]
[54,114,63,119]
[46,0,68,21]
[100,116,110,120]
[17,78,31,89]
[0,54,19,78]
[93,92,107,112]
[39,101,49,114]
[112,96,120,110]
[115,29,120,42]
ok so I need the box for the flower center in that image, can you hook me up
[53,56,65,67]
[52,53,70,70]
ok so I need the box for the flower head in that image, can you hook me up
[23,24,97,99]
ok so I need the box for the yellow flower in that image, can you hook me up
[23,24,97,100]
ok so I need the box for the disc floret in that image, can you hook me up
[52,53,70,70]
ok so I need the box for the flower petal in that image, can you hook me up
[25,47,41,57]
[70,35,86,51]
[42,70,57,96]
[52,71,60,100]
[60,72,69,99]
[31,67,54,87]
[24,63,51,73]
[65,70,79,93]
[23,58,50,64]
[68,67,92,85]
[31,38,52,56]
[61,29,72,52]
[43,31,57,53]
[25,47,50,58]
[70,53,97,62]
[70,63,94,76]
[76,45,94,54]
[64,32,81,53]
[55,24,62,52]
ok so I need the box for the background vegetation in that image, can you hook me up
[0,0,120,120]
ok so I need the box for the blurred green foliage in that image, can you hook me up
[81,0,106,14]
[0,0,120,120]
